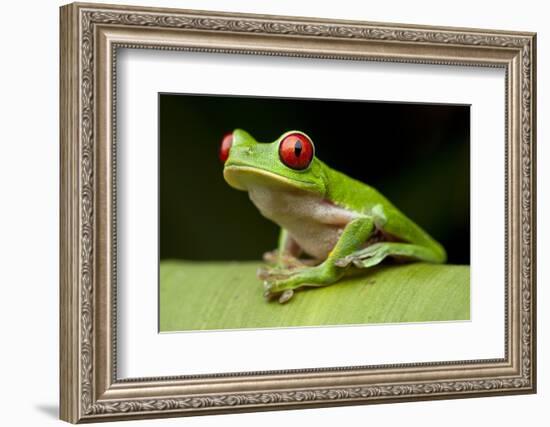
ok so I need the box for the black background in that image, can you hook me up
[160,94,470,264]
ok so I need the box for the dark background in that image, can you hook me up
[159,94,470,265]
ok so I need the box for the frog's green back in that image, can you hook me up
[320,160,445,259]
[320,160,395,214]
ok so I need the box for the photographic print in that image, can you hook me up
[159,94,470,332]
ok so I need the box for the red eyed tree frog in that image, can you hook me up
[220,129,446,303]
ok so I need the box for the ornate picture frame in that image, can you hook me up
[60,2,536,423]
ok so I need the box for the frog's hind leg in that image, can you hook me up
[335,242,446,269]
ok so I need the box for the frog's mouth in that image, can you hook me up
[223,164,319,193]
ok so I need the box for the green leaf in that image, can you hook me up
[159,260,470,331]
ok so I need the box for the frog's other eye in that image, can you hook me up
[278,133,315,170]
[219,132,233,163]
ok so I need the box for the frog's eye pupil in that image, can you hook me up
[279,133,314,170]
[294,140,302,157]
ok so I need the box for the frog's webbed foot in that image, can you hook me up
[263,282,304,304]
[261,263,341,304]
[334,245,387,269]
[258,266,308,303]
[263,286,296,304]
[259,249,318,303]
[334,242,443,269]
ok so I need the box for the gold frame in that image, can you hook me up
[60,2,537,423]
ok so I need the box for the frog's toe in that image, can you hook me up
[263,288,278,301]
[257,267,271,280]
[262,250,279,265]
[278,289,294,304]
[349,248,388,268]
[334,256,353,267]
[267,278,300,294]
[263,280,273,291]
[257,267,285,280]
[352,254,385,268]
[262,280,283,297]
[335,246,387,269]
[263,285,295,303]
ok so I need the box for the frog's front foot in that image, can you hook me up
[256,266,296,303]
[261,264,340,304]
[258,266,307,303]
[263,285,295,304]
[263,281,297,304]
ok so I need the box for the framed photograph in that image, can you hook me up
[60,2,537,423]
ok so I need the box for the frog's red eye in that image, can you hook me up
[278,133,314,170]
[219,132,233,163]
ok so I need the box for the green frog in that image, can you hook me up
[220,129,446,303]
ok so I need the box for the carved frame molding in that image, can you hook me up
[60,2,536,423]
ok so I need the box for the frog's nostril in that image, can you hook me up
[219,132,233,163]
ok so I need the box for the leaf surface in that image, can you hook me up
[160,261,470,331]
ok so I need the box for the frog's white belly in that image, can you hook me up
[248,187,360,260]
